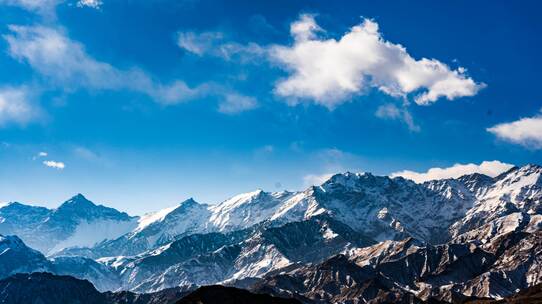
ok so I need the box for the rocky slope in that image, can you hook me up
[104,215,374,292]
[0,234,120,291]
[251,230,542,303]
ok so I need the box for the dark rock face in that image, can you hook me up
[0,272,106,304]
[0,272,298,304]
[472,283,542,304]
[176,285,302,304]
[252,231,542,303]
[0,272,189,304]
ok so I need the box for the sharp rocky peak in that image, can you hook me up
[323,171,374,186]
[57,194,96,209]
[179,198,201,207]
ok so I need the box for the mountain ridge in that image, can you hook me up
[0,163,540,302]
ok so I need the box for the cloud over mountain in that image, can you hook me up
[391,160,513,183]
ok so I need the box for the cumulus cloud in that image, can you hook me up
[391,160,514,183]
[303,173,334,187]
[76,0,101,9]
[487,109,542,149]
[43,160,65,169]
[4,25,207,105]
[0,86,40,125]
[375,103,419,132]
[270,14,484,108]
[218,93,258,114]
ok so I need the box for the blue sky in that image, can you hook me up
[0,0,541,214]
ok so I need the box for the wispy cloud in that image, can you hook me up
[269,14,484,108]
[375,103,420,132]
[218,93,258,114]
[4,25,208,105]
[391,160,514,183]
[177,31,265,63]
[487,109,542,149]
[43,160,65,169]
[0,0,60,16]
[32,151,48,160]
[303,173,333,187]
[0,86,41,126]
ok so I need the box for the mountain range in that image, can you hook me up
[0,164,541,303]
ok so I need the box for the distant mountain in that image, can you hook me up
[0,194,138,254]
[61,171,478,258]
[58,164,541,258]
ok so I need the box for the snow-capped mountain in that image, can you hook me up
[450,164,542,242]
[106,215,374,292]
[0,194,138,254]
[1,164,541,302]
[62,172,476,258]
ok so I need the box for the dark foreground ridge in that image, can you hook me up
[176,285,301,304]
[464,283,542,304]
[3,271,542,304]
[0,272,300,304]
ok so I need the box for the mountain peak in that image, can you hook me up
[51,194,132,224]
[181,198,198,205]
[60,194,96,208]
[321,171,389,192]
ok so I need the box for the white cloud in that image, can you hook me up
[0,0,60,14]
[4,25,206,105]
[270,14,484,108]
[391,160,514,183]
[290,14,322,41]
[303,173,334,187]
[177,31,265,62]
[178,31,224,56]
[33,151,48,160]
[375,103,419,132]
[76,0,101,9]
[43,160,65,169]
[0,86,40,125]
[487,110,542,149]
[218,93,258,114]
